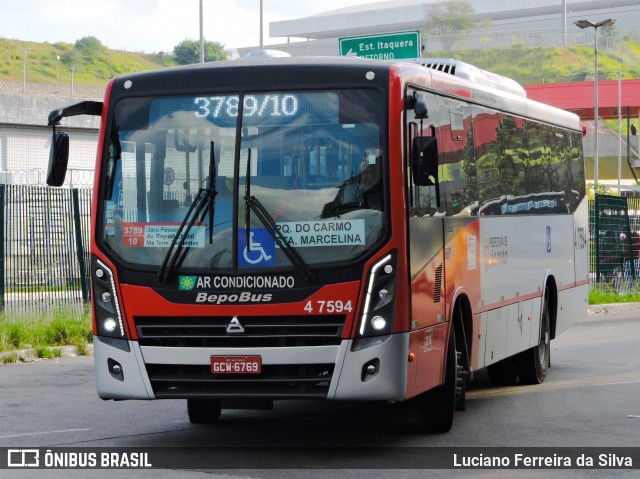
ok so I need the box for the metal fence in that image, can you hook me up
[228,28,640,64]
[2,169,95,188]
[0,184,91,315]
[589,194,640,291]
[421,29,637,54]
[0,187,636,315]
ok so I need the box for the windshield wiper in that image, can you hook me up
[244,148,315,282]
[207,141,217,244]
[157,141,217,283]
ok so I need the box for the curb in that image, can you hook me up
[0,343,93,365]
[588,302,640,315]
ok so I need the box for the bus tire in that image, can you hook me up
[515,289,551,384]
[487,357,518,386]
[452,299,469,412]
[454,350,466,412]
[187,398,222,423]
[416,327,457,433]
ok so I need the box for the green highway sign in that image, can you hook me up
[339,31,421,60]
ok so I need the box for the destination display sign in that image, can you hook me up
[122,222,205,248]
[276,219,365,248]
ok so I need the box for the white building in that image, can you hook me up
[234,0,640,57]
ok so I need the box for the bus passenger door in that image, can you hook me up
[405,88,447,397]
[438,99,481,372]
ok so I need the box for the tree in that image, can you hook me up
[204,41,228,62]
[60,48,81,68]
[424,1,476,52]
[74,36,107,61]
[174,39,198,64]
[173,39,228,65]
[600,24,619,39]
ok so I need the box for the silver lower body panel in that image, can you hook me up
[94,332,409,402]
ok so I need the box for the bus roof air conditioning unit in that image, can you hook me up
[408,58,527,98]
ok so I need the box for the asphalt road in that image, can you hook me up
[1,305,639,478]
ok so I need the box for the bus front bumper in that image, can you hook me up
[93,332,409,402]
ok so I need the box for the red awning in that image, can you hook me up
[524,80,640,120]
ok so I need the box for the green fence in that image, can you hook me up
[0,185,92,315]
[589,194,640,291]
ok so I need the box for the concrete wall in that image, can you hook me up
[0,91,99,184]
[0,91,101,129]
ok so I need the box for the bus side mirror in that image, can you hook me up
[411,136,438,186]
[414,93,429,120]
[47,131,70,187]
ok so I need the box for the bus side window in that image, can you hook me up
[438,101,475,216]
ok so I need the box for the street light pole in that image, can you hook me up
[594,23,601,187]
[575,18,617,188]
[562,0,567,46]
[199,0,204,63]
[21,47,31,94]
[260,0,263,48]
[68,66,75,97]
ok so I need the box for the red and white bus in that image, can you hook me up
[47,56,588,432]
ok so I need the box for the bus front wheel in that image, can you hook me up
[187,398,222,423]
[416,327,458,433]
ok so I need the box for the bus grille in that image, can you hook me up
[135,315,347,348]
[146,363,334,399]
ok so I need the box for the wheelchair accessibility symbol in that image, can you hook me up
[243,232,272,264]
[239,228,276,267]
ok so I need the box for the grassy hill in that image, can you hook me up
[449,41,640,84]
[0,38,177,88]
[2,36,640,89]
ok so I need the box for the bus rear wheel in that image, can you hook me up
[416,328,458,433]
[515,290,551,384]
[187,398,222,423]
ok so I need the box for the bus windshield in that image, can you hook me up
[100,88,387,272]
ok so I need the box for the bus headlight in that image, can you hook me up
[371,316,387,331]
[356,251,397,340]
[103,318,118,333]
[92,256,127,339]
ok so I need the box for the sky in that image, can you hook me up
[2,0,377,53]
